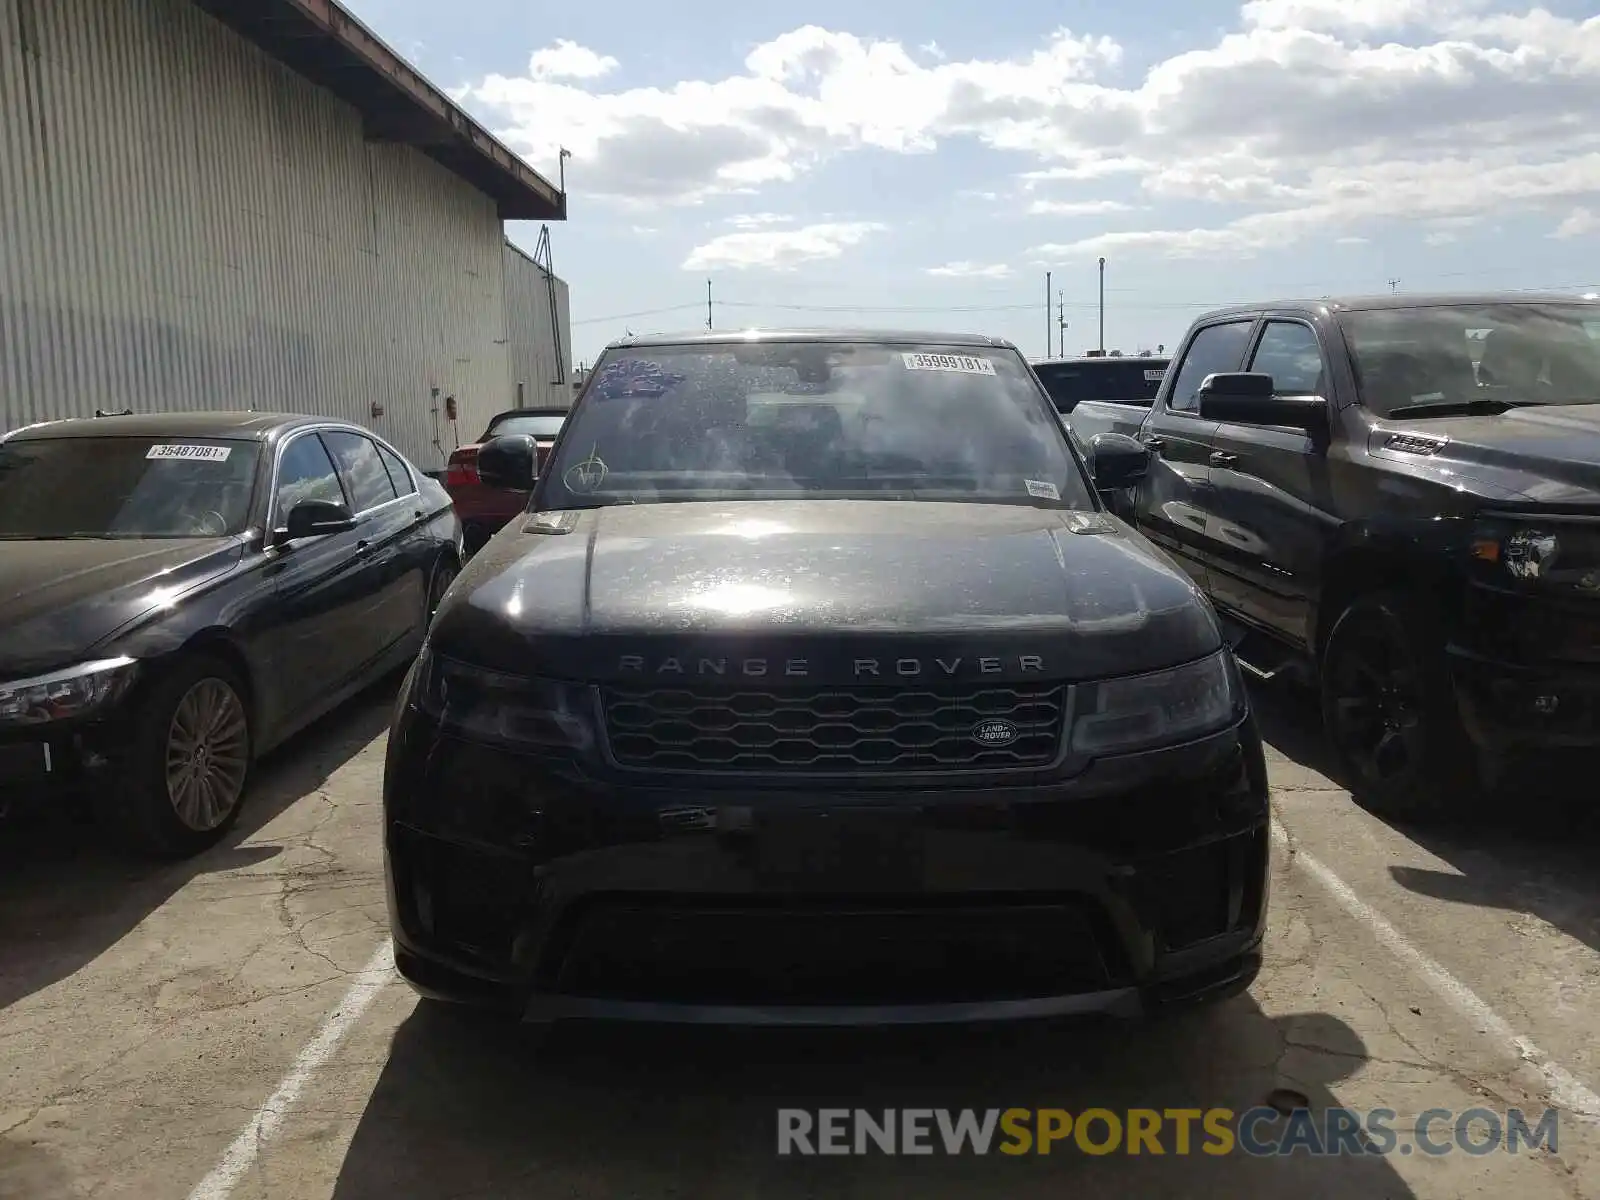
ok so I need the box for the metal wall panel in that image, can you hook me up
[502,239,573,412]
[0,0,566,472]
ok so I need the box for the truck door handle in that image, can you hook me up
[1209,451,1238,468]
[1144,436,1167,453]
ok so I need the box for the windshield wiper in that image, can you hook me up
[1384,397,1532,418]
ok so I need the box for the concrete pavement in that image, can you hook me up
[2,679,1597,1200]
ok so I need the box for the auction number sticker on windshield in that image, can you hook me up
[1144,369,1165,382]
[901,352,996,375]
[1025,479,1060,500]
[146,443,231,462]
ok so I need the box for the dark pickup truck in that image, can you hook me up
[1067,293,1600,819]
[1034,355,1169,440]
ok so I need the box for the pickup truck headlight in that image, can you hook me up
[1469,518,1600,590]
[1070,650,1242,756]
[414,648,594,751]
[0,657,139,726]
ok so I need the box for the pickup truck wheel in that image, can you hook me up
[1318,591,1479,821]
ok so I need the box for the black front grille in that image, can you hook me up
[602,683,1067,773]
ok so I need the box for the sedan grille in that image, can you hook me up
[602,683,1066,773]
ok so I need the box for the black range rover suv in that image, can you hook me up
[382,330,1271,1025]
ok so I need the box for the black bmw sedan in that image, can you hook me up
[383,330,1271,1026]
[0,412,462,858]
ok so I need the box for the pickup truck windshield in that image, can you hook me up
[540,341,1094,509]
[1339,302,1600,417]
[1033,359,1169,412]
[0,435,259,538]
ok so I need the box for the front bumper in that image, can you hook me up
[0,717,130,818]
[1449,584,1600,751]
[383,704,1272,1025]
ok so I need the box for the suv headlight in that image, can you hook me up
[414,648,594,751]
[1471,523,1563,581]
[1069,649,1243,756]
[0,657,140,726]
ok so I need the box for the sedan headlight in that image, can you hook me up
[0,657,140,726]
[414,648,594,751]
[1069,649,1242,756]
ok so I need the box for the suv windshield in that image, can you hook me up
[539,340,1094,510]
[486,413,566,439]
[0,435,259,538]
[1033,359,1169,412]
[1339,302,1600,417]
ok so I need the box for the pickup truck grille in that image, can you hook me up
[602,684,1066,773]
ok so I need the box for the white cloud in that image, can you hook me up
[1551,207,1600,239]
[683,221,886,270]
[925,261,1014,279]
[726,212,792,229]
[527,39,618,81]
[1026,199,1134,216]
[1336,235,1369,244]
[456,7,1600,257]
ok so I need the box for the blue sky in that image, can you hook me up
[347,0,1600,365]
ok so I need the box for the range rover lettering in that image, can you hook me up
[383,329,1271,1025]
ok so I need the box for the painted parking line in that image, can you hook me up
[185,941,397,1200]
[1268,820,1600,1119]
[182,824,1600,1200]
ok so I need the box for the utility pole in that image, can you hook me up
[1058,289,1067,355]
[706,279,713,330]
[1045,271,1052,357]
[1097,257,1106,354]
[1388,277,1400,294]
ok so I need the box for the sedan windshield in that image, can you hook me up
[1339,302,1600,417]
[539,340,1094,510]
[0,435,259,538]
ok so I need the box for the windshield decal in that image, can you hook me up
[564,447,609,492]
[1025,479,1060,500]
[901,352,996,376]
[592,358,686,400]
[146,444,231,462]
[1143,369,1165,381]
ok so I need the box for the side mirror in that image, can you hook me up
[1088,432,1150,491]
[477,434,539,491]
[279,499,355,543]
[1198,373,1326,429]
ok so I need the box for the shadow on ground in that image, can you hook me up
[329,998,1414,1199]
[1249,677,1600,957]
[0,675,399,1013]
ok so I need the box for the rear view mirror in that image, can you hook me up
[477,434,539,491]
[280,499,355,543]
[1198,373,1326,430]
[1088,432,1150,491]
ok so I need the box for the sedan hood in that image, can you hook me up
[0,538,242,678]
[1382,403,1600,505]
[432,500,1222,684]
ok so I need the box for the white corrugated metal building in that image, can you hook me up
[0,0,573,474]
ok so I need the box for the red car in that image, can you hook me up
[444,407,568,554]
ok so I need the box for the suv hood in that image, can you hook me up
[431,500,1222,684]
[0,538,242,678]
[1382,403,1600,505]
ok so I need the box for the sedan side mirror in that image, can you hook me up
[1088,432,1150,491]
[477,434,539,491]
[279,499,355,543]
[1198,373,1326,430]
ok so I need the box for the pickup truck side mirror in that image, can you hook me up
[1198,373,1326,430]
[277,499,355,545]
[1087,432,1150,491]
[477,434,539,491]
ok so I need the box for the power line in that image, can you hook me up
[571,280,1600,329]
